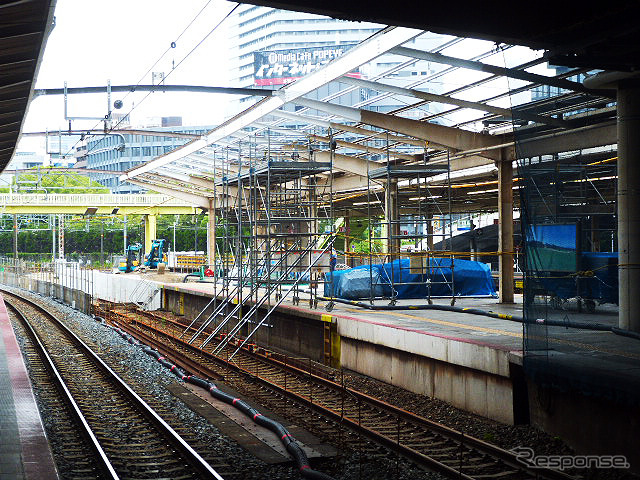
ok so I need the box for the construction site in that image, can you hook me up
[0,3,638,479]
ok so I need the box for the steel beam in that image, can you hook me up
[127,179,210,208]
[313,151,372,177]
[33,84,274,98]
[339,76,569,127]
[292,97,507,159]
[308,134,416,161]
[272,109,426,146]
[391,46,596,95]
[121,26,422,181]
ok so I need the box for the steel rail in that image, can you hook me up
[111,310,575,480]
[2,290,224,480]
[5,298,119,480]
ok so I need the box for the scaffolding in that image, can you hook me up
[363,147,457,305]
[184,132,334,358]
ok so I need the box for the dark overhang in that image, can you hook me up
[0,0,55,173]
[235,1,640,71]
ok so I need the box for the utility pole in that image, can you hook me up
[12,214,18,263]
[194,215,198,253]
[51,214,56,262]
[100,222,104,265]
[123,215,127,253]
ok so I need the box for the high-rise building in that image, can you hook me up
[80,118,214,193]
[226,6,446,122]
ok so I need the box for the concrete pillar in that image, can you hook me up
[123,215,128,254]
[618,83,640,332]
[498,159,514,303]
[385,179,400,261]
[426,212,434,251]
[208,199,216,268]
[144,214,157,258]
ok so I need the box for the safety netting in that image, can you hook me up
[511,75,640,403]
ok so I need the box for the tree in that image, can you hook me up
[1,169,109,194]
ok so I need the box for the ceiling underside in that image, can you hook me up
[234,1,640,71]
[0,0,55,173]
[119,25,618,215]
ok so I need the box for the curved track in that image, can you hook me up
[2,291,223,480]
[104,306,575,480]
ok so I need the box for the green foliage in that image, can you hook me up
[1,169,109,194]
[338,217,383,254]
[0,212,218,258]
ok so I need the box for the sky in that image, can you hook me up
[20,0,238,153]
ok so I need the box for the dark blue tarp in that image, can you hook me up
[538,252,618,304]
[324,258,496,299]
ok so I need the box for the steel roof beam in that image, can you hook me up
[338,76,569,128]
[308,134,416,161]
[390,46,603,95]
[127,178,210,208]
[120,26,422,181]
[33,84,274,98]
[292,97,507,160]
[271,109,427,147]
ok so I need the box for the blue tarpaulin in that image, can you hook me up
[324,258,496,299]
[537,252,618,304]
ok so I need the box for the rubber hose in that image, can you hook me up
[317,296,616,332]
[612,327,640,340]
[106,325,336,479]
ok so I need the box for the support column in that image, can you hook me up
[57,214,65,260]
[426,211,434,251]
[144,214,157,258]
[385,179,400,261]
[12,214,18,262]
[618,82,640,332]
[344,214,352,267]
[498,159,514,303]
[123,215,128,254]
[208,199,216,268]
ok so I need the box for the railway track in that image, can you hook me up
[2,291,224,480]
[102,305,575,480]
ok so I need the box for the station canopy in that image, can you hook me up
[119,26,616,214]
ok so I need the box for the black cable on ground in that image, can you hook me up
[317,296,619,332]
[107,324,335,480]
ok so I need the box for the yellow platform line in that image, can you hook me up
[344,307,521,338]
[343,307,640,360]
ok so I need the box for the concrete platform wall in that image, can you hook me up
[337,314,516,423]
[340,336,515,424]
[163,288,328,363]
[92,272,162,309]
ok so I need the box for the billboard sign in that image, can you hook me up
[254,44,360,86]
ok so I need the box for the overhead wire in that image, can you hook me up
[58,1,236,161]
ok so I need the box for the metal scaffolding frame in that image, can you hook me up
[184,130,334,358]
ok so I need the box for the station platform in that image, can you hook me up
[159,279,640,427]
[0,294,58,479]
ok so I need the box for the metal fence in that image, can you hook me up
[0,257,94,315]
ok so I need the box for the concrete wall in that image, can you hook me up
[337,315,516,424]
[91,271,161,309]
[0,272,92,315]
[340,337,515,424]
[163,288,327,363]
[163,287,517,423]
